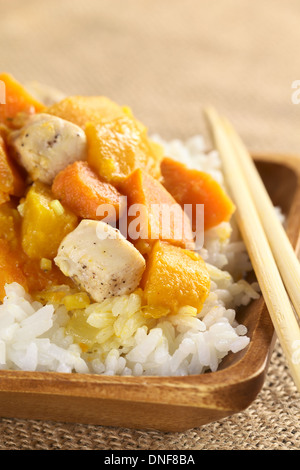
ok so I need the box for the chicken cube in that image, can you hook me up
[54,220,146,303]
[8,113,87,184]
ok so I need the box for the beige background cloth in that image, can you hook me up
[0,0,299,450]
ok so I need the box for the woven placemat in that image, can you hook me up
[0,0,299,450]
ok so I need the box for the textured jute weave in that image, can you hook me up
[0,0,299,450]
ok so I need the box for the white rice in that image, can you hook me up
[0,136,261,376]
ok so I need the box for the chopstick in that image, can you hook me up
[204,106,300,392]
[222,117,300,322]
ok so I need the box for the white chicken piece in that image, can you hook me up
[8,113,87,184]
[54,220,146,303]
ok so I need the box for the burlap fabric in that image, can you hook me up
[0,0,299,450]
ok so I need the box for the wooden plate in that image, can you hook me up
[0,154,299,432]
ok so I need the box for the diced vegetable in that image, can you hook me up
[40,258,52,272]
[52,161,124,222]
[50,199,65,216]
[21,182,78,260]
[86,115,162,184]
[0,239,28,301]
[160,157,235,231]
[0,73,45,127]
[46,95,126,129]
[119,168,194,250]
[141,241,210,315]
[0,134,26,197]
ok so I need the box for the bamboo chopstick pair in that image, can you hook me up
[204,107,300,392]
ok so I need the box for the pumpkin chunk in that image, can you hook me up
[0,198,74,296]
[52,161,124,222]
[119,168,194,251]
[161,157,235,231]
[141,241,210,315]
[86,115,162,185]
[0,72,45,127]
[21,181,78,260]
[0,134,26,197]
[46,95,126,129]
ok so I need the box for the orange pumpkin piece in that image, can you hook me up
[0,200,74,299]
[86,115,162,185]
[52,161,124,222]
[0,239,28,301]
[160,157,235,231]
[141,241,210,315]
[21,181,78,260]
[46,95,126,129]
[119,168,194,251]
[0,134,26,197]
[0,73,45,127]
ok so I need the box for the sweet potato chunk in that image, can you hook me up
[86,115,162,185]
[0,73,45,127]
[0,134,26,197]
[119,168,194,251]
[141,241,210,315]
[52,161,124,222]
[161,157,235,231]
[21,182,78,260]
[0,239,28,301]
